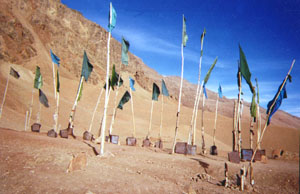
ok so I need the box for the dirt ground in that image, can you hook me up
[0,127,298,194]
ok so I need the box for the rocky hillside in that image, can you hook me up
[0,0,299,129]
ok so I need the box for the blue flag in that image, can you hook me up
[108,2,117,32]
[50,49,60,66]
[266,80,289,125]
[218,84,222,98]
[161,79,169,97]
[129,77,135,91]
[203,84,208,99]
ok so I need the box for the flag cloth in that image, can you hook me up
[129,77,136,91]
[108,2,117,32]
[161,79,169,97]
[77,82,83,102]
[204,57,218,84]
[203,84,208,99]
[239,45,254,93]
[50,49,60,66]
[10,67,20,79]
[121,37,130,66]
[34,66,43,89]
[117,91,131,110]
[111,64,123,90]
[200,28,206,56]
[182,15,188,47]
[39,89,49,108]
[266,79,290,125]
[56,70,60,93]
[81,51,93,82]
[218,84,222,98]
[152,83,160,101]
[250,89,257,120]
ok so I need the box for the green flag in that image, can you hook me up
[182,15,188,47]
[34,66,43,89]
[117,91,131,110]
[250,88,257,120]
[39,89,49,108]
[152,83,160,101]
[239,45,254,93]
[204,57,218,84]
[200,28,206,56]
[56,70,60,93]
[77,82,83,102]
[81,51,93,82]
[108,2,117,32]
[121,37,130,66]
[161,79,169,97]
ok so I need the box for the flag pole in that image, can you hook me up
[37,96,41,123]
[52,62,57,99]
[159,94,164,139]
[247,59,295,177]
[201,90,206,154]
[88,88,104,133]
[147,100,154,139]
[100,25,112,155]
[171,43,184,154]
[24,111,29,131]
[27,88,34,130]
[233,100,237,151]
[213,94,219,146]
[0,66,11,119]
[193,81,203,146]
[55,91,60,132]
[255,78,261,149]
[130,87,136,137]
[188,29,205,145]
[236,70,242,155]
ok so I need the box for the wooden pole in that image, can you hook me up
[213,95,219,146]
[100,30,112,155]
[0,67,11,119]
[37,96,41,123]
[171,43,185,154]
[24,111,29,131]
[52,62,57,99]
[238,99,243,156]
[27,88,34,130]
[240,165,245,191]
[247,59,295,177]
[255,79,261,149]
[249,117,254,150]
[224,163,229,187]
[147,100,154,139]
[88,88,103,133]
[68,76,84,129]
[54,91,60,132]
[233,100,237,151]
[130,87,136,137]
[159,95,164,139]
[236,71,242,155]
[193,81,204,145]
[201,91,206,154]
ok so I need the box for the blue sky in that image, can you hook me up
[61,0,300,117]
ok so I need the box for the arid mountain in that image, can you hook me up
[0,0,299,148]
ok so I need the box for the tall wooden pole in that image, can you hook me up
[27,88,34,130]
[100,29,112,155]
[54,91,60,132]
[171,43,185,154]
[201,91,206,154]
[88,88,103,133]
[213,94,219,146]
[249,117,254,149]
[130,87,136,137]
[0,67,11,119]
[255,79,261,149]
[52,62,57,100]
[159,95,164,139]
[192,81,203,145]
[233,100,237,151]
[147,100,154,139]
[236,71,242,155]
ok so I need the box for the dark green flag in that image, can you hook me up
[56,70,60,93]
[111,64,123,90]
[250,88,257,120]
[152,83,160,101]
[204,57,218,84]
[10,67,20,79]
[121,37,130,66]
[182,15,188,47]
[34,66,43,89]
[161,79,169,97]
[117,91,131,110]
[239,45,254,93]
[81,51,93,81]
[39,89,49,108]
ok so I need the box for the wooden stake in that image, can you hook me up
[100,30,112,155]
[159,95,164,139]
[224,163,229,187]
[0,67,11,119]
[240,165,245,191]
[147,100,154,138]
[88,88,103,133]
[130,87,136,137]
[171,43,185,154]
[213,94,219,146]
[24,111,29,131]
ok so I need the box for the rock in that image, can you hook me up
[261,155,268,164]
[67,153,87,172]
